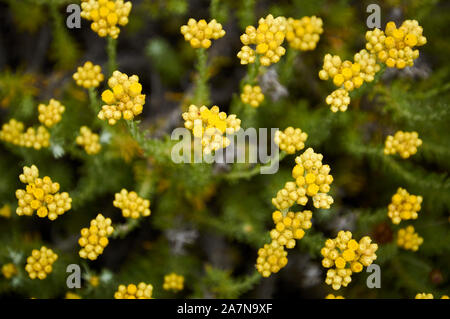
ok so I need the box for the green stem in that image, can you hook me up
[112,218,141,239]
[224,151,287,181]
[279,48,298,84]
[193,48,210,105]
[107,37,118,77]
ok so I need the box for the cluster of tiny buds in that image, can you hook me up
[76,126,102,155]
[78,214,114,260]
[321,231,378,290]
[81,0,132,39]
[99,71,146,125]
[285,16,323,51]
[114,283,153,299]
[113,189,151,219]
[240,84,264,108]
[274,126,308,154]
[73,61,104,89]
[0,119,50,150]
[415,293,449,299]
[238,14,288,66]
[270,210,312,248]
[272,148,334,210]
[25,246,58,280]
[38,99,65,128]
[163,273,184,292]
[65,292,82,299]
[1,263,17,279]
[180,18,225,49]
[388,187,422,224]
[366,20,426,69]
[397,226,423,251]
[325,89,350,112]
[256,241,288,278]
[384,131,422,159]
[16,165,72,220]
[0,204,11,218]
[182,105,241,155]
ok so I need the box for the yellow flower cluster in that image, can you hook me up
[274,127,308,154]
[0,119,50,150]
[113,189,151,219]
[240,84,264,108]
[15,165,72,220]
[285,16,323,51]
[73,61,104,89]
[320,20,425,112]
[163,273,184,292]
[269,210,312,249]
[180,18,225,49]
[388,188,422,224]
[78,214,114,260]
[238,14,288,66]
[76,126,102,155]
[273,148,334,209]
[415,293,448,299]
[384,131,422,159]
[81,0,132,39]
[25,246,58,280]
[38,99,65,128]
[99,71,146,125]
[397,226,423,251]
[65,292,82,299]
[89,275,100,287]
[1,263,17,279]
[321,231,378,290]
[256,242,288,278]
[325,294,344,299]
[0,204,11,218]
[114,283,153,299]
[366,20,426,69]
[325,89,350,113]
[182,105,241,155]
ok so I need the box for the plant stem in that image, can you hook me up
[193,48,210,105]
[107,37,118,77]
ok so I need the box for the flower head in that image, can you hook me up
[321,231,378,290]
[81,0,132,39]
[113,189,150,219]
[0,204,11,218]
[76,126,102,155]
[0,119,50,150]
[238,14,288,66]
[180,18,225,49]
[65,292,82,299]
[163,273,184,292]
[256,241,288,277]
[99,71,146,125]
[325,294,344,299]
[388,188,422,224]
[73,61,104,89]
[326,89,350,112]
[182,105,241,155]
[25,246,58,280]
[384,131,422,159]
[1,263,17,279]
[114,283,153,299]
[285,16,323,51]
[274,127,308,154]
[78,214,114,260]
[15,165,72,220]
[397,226,423,251]
[270,210,312,248]
[241,84,264,108]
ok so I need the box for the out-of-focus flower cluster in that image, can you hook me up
[285,16,323,51]
[76,126,102,155]
[397,226,423,251]
[274,127,308,154]
[163,273,184,292]
[256,242,288,278]
[0,119,50,150]
[73,61,104,89]
[321,231,378,290]
[38,99,65,128]
[81,0,132,39]
[114,283,153,299]
[99,71,146,125]
[240,84,264,108]
[182,105,241,155]
[384,131,422,159]
[25,246,58,280]
[15,165,72,220]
